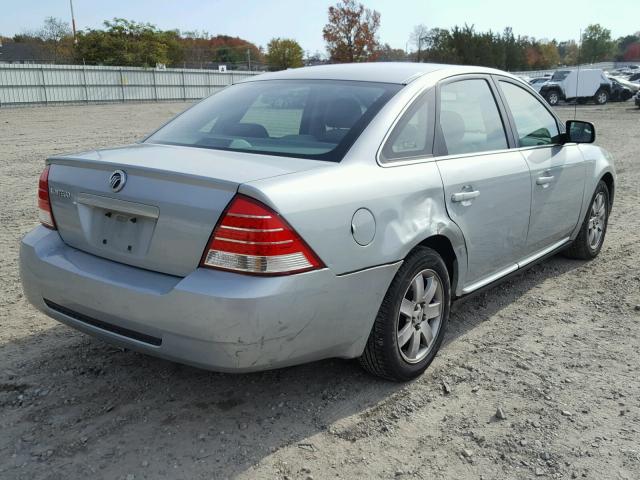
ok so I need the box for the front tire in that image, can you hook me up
[359,247,451,381]
[564,181,610,259]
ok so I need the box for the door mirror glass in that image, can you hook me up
[566,120,595,143]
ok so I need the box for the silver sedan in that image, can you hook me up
[20,63,615,381]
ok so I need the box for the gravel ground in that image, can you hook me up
[0,102,639,480]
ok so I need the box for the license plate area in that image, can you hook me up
[76,193,159,257]
[95,210,152,255]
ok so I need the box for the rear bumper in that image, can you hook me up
[20,226,400,372]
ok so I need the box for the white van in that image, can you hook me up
[540,69,612,105]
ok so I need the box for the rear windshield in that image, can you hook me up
[146,79,402,162]
[551,70,571,81]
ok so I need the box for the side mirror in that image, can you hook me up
[565,120,595,143]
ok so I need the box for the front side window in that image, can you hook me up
[499,81,560,147]
[439,79,508,155]
[146,80,401,162]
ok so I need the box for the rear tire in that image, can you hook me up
[359,247,451,381]
[594,89,609,105]
[564,181,609,260]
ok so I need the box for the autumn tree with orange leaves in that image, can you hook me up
[322,0,381,63]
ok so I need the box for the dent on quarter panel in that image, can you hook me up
[241,161,466,281]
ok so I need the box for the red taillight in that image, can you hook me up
[200,195,323,275]
[38,165,56,229]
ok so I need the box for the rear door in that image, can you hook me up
[434,76,532,292]
[495,78,585,256]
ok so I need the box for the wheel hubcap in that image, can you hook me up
[587,192,606,249]
[396,269,443,364]
[598,93,606,103]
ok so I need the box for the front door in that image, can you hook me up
[496,79,585,254]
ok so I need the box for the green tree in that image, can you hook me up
[75,19,171,67]
[376,43,407,61]
[207,35,262,68]
[422,28,456,64]
[538,41,560,68]
[581,24,614,63]
[558,40,579,65]
[265,38,304,70]
[503,27,526,70]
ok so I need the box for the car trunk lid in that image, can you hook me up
[47,143,327,276]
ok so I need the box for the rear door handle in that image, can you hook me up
[536,175,554,186]
[451,190,480,202]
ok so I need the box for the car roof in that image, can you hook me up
[240,62,512,85]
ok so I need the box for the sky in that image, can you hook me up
[1,0,637,53]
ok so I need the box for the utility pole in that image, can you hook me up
[247,49,251,71]
[69,0,78,44]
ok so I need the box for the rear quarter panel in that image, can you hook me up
[240,160,466,287]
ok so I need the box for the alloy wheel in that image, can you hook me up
[587,192,606,249]
[396,269,443,364]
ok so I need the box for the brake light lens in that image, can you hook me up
[38,165,56,229]
[200,195,323,275]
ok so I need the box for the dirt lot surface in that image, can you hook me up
[1,102,639,480]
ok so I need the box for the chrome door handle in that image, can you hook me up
[536,175,554,185]
[451,190,480,202]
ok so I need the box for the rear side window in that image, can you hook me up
[380,89,434,162]
[146,80,401,162]
[439,79,508,155]
[499,81,560,147]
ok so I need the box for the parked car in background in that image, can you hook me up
[628,72,640,82]
[635,90,640,108]
[20,63,616,381]
[613,66,639,76]
[529,77,549,92]
[608,75,640,93]
[609,78,634,102]
[540,69,612,105]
